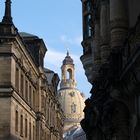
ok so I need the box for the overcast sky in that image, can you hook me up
[0,0,91,98]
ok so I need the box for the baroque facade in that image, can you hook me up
[58,52,86,139]
[80,0,140,140]
[0,0,64,140]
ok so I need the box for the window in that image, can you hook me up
[25,118,28,138]
[84,14,92,39]
[29,122,31,139]
[71,103,77,113]
[25,80,28,101]
[20,115,23,136]
[51,106,53,126]
[15,110,18,132]
[33,90,35,109]
[20,74,24,97]
[15,67,19,91]
[66,69,72,80]
[29,85,31,105]
[33,125,35,140]
[46,101,49,122]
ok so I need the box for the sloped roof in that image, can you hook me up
[44,68,55,84]
[19,32,38,38]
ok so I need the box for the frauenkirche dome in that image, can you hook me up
[58,51,85,132]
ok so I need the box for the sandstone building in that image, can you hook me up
[58,52,86,139]
[0,0,64,140]
[80,0,140,140]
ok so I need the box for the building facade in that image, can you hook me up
[80,0,140,140]
[0,0,64,140]
[58,52,86,139]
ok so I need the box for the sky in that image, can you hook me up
[0,0,92,98]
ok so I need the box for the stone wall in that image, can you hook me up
[80,0,140,140]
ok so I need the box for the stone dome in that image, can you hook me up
[58,88,85,132]
[58,51,85,132]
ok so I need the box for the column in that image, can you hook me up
[92,20,101,81]
[100,0,110,64]
[110,1,129,139]
[110,0,128,51]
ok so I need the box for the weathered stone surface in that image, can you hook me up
[80,0,140,140]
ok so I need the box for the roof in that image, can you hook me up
[19,32,39,39]
[63,126,86,140]
[44,68,54,73]
[63,51,74,65]
[44,68,60,85]
[19,32,47,67]
[44,68,55,84]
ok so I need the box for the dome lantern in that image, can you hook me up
[63,51,74,65]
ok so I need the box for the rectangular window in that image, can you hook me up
[84,14,92,39]
[53,107,55,127]
[48,107,50,125]
[25,118,28,138]
[33,125,35,140]
[25,80,28,102]
[46,104,48,121]
[29,122,31,139]
[15,111,18,132]
[29,85,32,105]
[33,90,35,109]
[15,67,19,91]
[20,74,24,97]
[20,115,23,136]
[50,108,52,125]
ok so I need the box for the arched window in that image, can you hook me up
[66,68,72,80]
[71,103,76,113]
